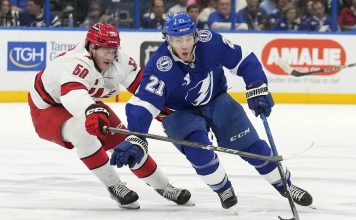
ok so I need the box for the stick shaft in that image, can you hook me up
[260,113,300,220]
[105,126,283,162]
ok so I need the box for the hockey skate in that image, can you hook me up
[218,186,238,209]
[107,183,140,209]
[282,184,313,207]
[155,183,193,206]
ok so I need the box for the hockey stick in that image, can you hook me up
[260,113,299,220]
[104,126,283,162]
[276,58,356,77]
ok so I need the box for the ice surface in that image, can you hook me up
[1,103,355,220]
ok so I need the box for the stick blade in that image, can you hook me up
[276,59,306,77]
[276,58,293,75]
[278,216,297,220]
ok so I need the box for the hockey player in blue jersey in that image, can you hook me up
[110,12,313,209]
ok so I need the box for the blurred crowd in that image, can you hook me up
[1,0,356,32]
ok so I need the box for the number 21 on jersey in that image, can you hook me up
[145,75,165,96]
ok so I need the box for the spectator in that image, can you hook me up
[302,0,332,31]
[198,0,217,25]
[11,0,26,11]
[236,0,268,30]
[267,0,291,28]
[260,0,277,15]
[0,0,19,26]
[80,1,104,27]
[196,0,210,8]
[142,0,167,29]
[338,0,356,31]
[168,0,188,14]
[272,3,301,30]
[187,3,207,28]
[207,0,247,30]
[235,0,247,13]
[297,0,313,21]
[18,0,61,27]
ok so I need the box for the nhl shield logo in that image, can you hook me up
[156,56,173,72]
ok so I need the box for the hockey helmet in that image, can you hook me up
[86,23,120,49]
[163,12,196,38]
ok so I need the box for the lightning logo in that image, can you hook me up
[185,71,213,106]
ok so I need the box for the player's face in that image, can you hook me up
[169,34,195,62]
[92,47,117,71]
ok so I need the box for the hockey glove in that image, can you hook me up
[245,80,274,117]
[85,104,110,138]
[110,135,148,168]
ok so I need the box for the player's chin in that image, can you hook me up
[180,54,190,62]
[100,63,111,71]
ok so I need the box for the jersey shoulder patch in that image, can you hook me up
[156,56,173,72]
[197,30,212,43]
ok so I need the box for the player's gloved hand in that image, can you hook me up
[245,80,274,117]
[110,135,148,168]
[85,104,110,138]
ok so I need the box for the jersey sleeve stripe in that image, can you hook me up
[127,67,144,93]
[34,70,58,106]
[61,82,88,96]
[128,96,161,118]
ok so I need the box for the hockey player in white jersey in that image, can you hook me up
[28,23,191,209]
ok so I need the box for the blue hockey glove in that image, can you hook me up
[110,135,148,168]
[245,80,274,117]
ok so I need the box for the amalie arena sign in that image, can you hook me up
[261,39,346,76]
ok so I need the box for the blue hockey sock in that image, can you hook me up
[271,169,291,194]
[183,130,231,193]
[240,139,291,193]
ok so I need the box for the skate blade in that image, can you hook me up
[308,204,317,210]
[118,201,140,209]
[230,204,238,215]
[181,200,195,206]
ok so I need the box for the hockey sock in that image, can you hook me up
[130,155,169,189]
[240,139,291,193]
[62,117,122,188]
[81,147,122,187]
[184,130,232,193]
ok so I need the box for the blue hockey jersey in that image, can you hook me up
[126,30,267,133]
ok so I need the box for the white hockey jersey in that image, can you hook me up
[29,40,143,122]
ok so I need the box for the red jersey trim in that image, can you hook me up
[61,82,88,96]
[34,70,59,106]
[127,67,144,94]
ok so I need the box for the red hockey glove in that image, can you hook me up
[85,104,110,138]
